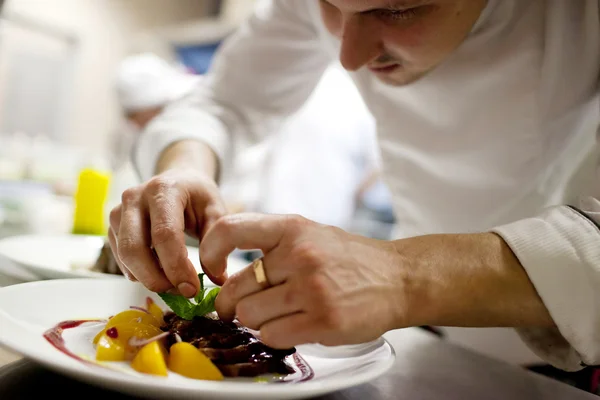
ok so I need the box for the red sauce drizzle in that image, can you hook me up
[290,353,315,383]
[43,319,102,364]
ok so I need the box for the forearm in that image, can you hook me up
[155,139,219,181]
[133,1,330,184]
[394,232,555,329]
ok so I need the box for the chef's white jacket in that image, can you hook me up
[134,0,600,370]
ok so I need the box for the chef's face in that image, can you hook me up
[319,0,487,86]
[126,106,163,130]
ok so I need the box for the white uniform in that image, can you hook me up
[219,64,379,230]
[134,0,600,370]
[257,64,379,230]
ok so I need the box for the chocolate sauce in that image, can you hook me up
[163,313,314,381]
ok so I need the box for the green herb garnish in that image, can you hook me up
[158,273,220,320]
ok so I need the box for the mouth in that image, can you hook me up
[368,63,400,74]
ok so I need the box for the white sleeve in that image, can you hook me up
[132,0,331,181]
[491,196,600,371]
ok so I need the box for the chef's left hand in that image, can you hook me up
[199,213,411,349]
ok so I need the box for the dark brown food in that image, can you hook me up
[91,241,122,275]
[161,312,296,378]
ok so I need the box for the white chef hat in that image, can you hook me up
[115,52,201,112]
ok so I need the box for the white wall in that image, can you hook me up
[130,0,259,56]
[0,0,214,156]
[220,0,257,25]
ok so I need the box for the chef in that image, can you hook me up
[108,0,600,379]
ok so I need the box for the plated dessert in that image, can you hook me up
[0,277,394,399]
[43,273,312,383]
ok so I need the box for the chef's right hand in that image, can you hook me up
[108,168,228,298]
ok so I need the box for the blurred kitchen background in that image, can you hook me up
[0,0,541,370]
[0,0,395,240]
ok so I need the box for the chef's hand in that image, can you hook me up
[199,213,410,349]
[108,168,228,298]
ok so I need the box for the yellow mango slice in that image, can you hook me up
[110,309,161,326]
[131,341,168,377]
[168,342,224,381]
[96,335,126,361]
[94,310,161,344]
[93,329,105,345]
[147,301,164,325]
[94,322,164,361]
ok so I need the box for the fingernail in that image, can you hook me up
[178,282,197,298]
[119,263,137,282]
[124,273,137,282]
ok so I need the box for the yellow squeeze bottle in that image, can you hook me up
[72,168,111,235]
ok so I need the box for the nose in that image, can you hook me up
[338,16,381,71]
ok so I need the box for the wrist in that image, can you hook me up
[365,238,423,332]
[390,233,554,329]
[156,139,219,182]
[388,236,439,329]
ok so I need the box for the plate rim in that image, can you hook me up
[0,279,396,398]
[0,233,112,279]
[0,233,206,281]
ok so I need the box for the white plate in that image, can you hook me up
[0,279,395,399]
[0,234,248,286]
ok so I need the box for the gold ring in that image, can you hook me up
[252,258,269,288]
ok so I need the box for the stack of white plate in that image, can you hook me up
[0,233,248,287]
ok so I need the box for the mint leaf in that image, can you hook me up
[194,288,206,304]
[158,292,196,320]
[194,287,220,317]
[158,273,221,320]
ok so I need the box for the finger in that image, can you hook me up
[214,250,292,321]
[235,282,302,330]
[109,203,136,281]
[118,190,172,293]
[200,213,289,282]
[195,187,229,239]
[146,184,199,298]
[179,181,228,241]
[109,204,122,233]
[215,264,258,321]
[107,227,136,281]
[259,313,319,349]
[197,196,229,286]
